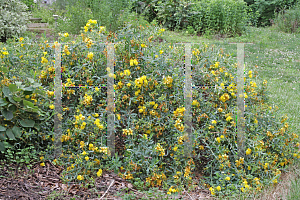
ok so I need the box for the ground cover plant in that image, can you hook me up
[1,17,300,199]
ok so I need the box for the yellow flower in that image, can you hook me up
[272,179,278,184]
[82,151,87,155]
[85,156,89,161]
[216,186,221,191]
[216,137,221,143]
[97,169,103,177]
[19,37,24,42]
[124,69,131,76]
[49,104,55,109]
[127,82,131,87]
[159,50,164,54]
[64,32,69,37]
[41,57,48,64]
[173,146,178,151]
[218,108,223,112]
[225,176,230,181]
[246,148,252,155]
[40,162,45,167]
[87,52,94,60]
[77,175,84,180]
[141,44,146,48]
[212,120,217,124]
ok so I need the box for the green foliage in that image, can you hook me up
[31,4,64,25]
[0,0,30,42]
[132,0,252,36]
[274,2,300,33]
[190,0,252,36]
[249,0,299,26]
[20,0,35,10]
[53,0,131,34]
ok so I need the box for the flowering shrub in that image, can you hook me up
[0,0,30,42]
[0,20,299,197]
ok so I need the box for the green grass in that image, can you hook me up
[162,25,300,199]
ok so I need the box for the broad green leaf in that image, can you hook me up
[2,87,12,97]
[0,141,5,152]
[12,126,22,138]
[13,97,21,102]
[0,98,7,106]
[27,78,34,83]
[0,132,6,140]
[8,84,17,93]
[6,129,16,140]
[8,97,16,104]
[2,109,13,120]
[23,100,35,108]
[0,125,6,132]
[20,119,35,127]
[8,104,17,112]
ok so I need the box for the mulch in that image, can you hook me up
[0,160,211,200]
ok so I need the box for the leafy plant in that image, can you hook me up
[0,0,30,42]
[274,1,300,33]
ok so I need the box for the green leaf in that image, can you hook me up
[23,100,35,108]
[2,109,13,120]
[13,97,21,102]
[20,119,35,127]
[8,97,16,104]
[9,84,17,93]
[0,141,5,152]
[12,126,22,138]
[8,104,17,112]
[0,125,6,132]
[6,129,16,140]
[2,87,12,97]
[0,132,6,140]
[0,98,7,106]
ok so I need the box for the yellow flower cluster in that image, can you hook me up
[155,143,165,157]
[123,128,133,135]
[248,70,252,78]
[163,76,173,88]
[41,56,48,64]
[63,45,71,55]
[146,172,166,187]
[84,19,97,32]
[167,186,178,195]
[87,52,93,60]
[130,58,138,66]
[192,100,200,107]
[82,93,93,106]
[173,107,185,117]
[240,180,251,192]
[134,75,148,88]
[235,157,244,167]
[174,119,184,132]
[65,78,75,87]
[219,93,230,102]
[177,136,184,145]
[94,119,104,129]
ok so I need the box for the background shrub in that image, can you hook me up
[51,0,130,34]
[0,0,30,42]
[190,0,251,36]
[248,0,299,26]
[274,1,300,33]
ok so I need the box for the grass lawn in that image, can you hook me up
[161,26,300,199]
